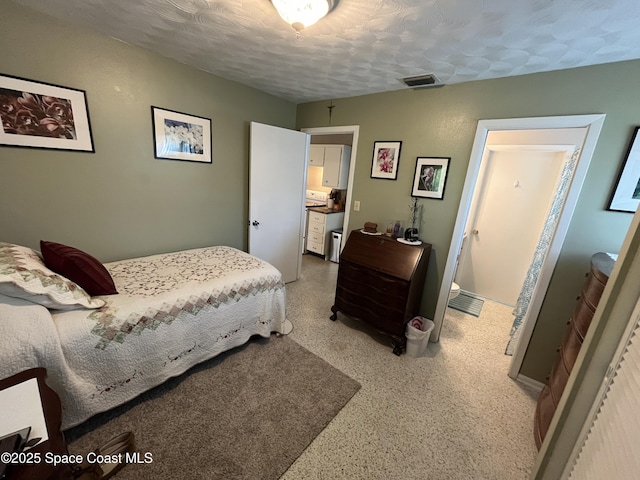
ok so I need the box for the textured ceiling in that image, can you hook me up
[13,0,640,104]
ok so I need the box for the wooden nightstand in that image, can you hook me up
[0,368,72,480]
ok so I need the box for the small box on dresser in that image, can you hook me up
[330,230,431,355]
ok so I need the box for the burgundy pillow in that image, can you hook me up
[40,241,118,296]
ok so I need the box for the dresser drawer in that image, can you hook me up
[308,231,325,245]
[338,261,409,310]
[309,222,325,234]
[308,211,326,224]
[307,240,324,255]
[335,287,406,333]
[571,298,596,341]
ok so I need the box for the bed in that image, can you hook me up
[0,242,287,429]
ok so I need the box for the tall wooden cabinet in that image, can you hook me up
[533,252,614,449]
[330,230,431,355]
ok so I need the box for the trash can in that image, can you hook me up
[405,317,435,357]
[329,229,342,263]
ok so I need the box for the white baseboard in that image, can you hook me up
[515,373,545,393]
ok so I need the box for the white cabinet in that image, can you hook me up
[306,210,344,259]
[308,144,351,188]
[308,145,325,166]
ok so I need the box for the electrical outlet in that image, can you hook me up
[354,200,360,211]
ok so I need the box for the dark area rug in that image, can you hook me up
[65,335,360,480]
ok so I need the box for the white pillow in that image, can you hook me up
[0,242,104,310]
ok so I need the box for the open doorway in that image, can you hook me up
[432,115,606,381]
[455,143,577,305]
[301,126,360,255]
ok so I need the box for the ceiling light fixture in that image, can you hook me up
[271,0,336,32]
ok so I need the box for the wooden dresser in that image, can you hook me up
[533,252,614,449]
[330,230,431,355]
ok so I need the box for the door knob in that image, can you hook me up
[252,220,260,227]
[472,229,479,235]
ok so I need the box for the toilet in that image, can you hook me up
[449,282,461,301]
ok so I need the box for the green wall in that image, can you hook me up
[296,62,638,381]
[0,1,296,262]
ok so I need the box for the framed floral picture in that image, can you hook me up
[151,106,212,164]
[412,157,451,199]
[608,126,640,213]
[0,73,94,152]
[370,141,402,180]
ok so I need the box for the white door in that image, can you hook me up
[455,148,565,304]
[249,122,308,283]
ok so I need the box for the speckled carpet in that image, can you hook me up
[65,335,360,480]
[279,255,539,479]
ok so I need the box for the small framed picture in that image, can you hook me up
[151,106,212,164]
[371,141,402,180]
[608,126,640,213]
[412,157,451,199]
[0,73,94,152]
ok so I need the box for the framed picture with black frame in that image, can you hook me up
[151,106,212,164]
[0,73,94,152]
[411,156,451,199]
[608,126,640,213]
[370,140,402,180]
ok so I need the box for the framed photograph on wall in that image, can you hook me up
[411,156,451,199]
[608,126,640,213]
[0,73,94,152]
[370,141,402,179]
[151,106,212,164]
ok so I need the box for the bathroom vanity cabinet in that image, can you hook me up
[330,230,431,355]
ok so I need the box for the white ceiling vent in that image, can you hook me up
[401,73,442,89]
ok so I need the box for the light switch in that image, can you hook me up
[354,200,360,211]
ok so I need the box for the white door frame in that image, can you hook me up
[432,114,606,379]
[301,125,360,250]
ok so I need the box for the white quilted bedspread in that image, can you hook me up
[1,246,286,429]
